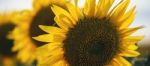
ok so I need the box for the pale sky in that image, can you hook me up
[0,0,149,45]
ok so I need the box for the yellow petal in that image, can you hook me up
[54,16,69,31]
[121,36,144,46]
[121,42,138,50]
[47,53,64,65]
[33,34,53,42]
[120,50,140,57]
[127,44,138,50]
[84,0,96,17]
[60,15,74,28]
[51,5,75,24]
[120,26,144,37]
[117,6,136,23]
[66,2,82,22]
[47,43,62,51]
[53,34,66,42]
[109,58,122,66]
[119,11,136,29]
[66,2,78,21]
[17,46,35,63]
[51,5,67,16]
[110,0,130,21]
[51,60,68,66]
[11,28,26,39]
[36,43,63,66]
[36,43,62,58]
[39,25,64,33]
[37,54,63,66]
[95,0,114,18]
[123,36,144,41]
[12,39,29,51]
[38,49,64,66]
[36,44,51,57]
[115,56,132,66]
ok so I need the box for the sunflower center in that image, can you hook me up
[29,6,57,46]
[0,23,15,56]
[63,18,119,66]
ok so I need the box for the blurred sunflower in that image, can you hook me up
[34,0,144,66]
[0,13,16,66]
[9,0,68,64]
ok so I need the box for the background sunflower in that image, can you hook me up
[0,12,17,66]
[8,0,68,64]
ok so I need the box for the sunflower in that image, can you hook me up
[0,13,16,66]
[9,0,68,64]
[34,0,144,66]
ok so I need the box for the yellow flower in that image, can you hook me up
[0,13,17,66]
[9,0,68,64]
[34,0,144,66]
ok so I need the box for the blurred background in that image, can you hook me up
[0,0,150,66]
